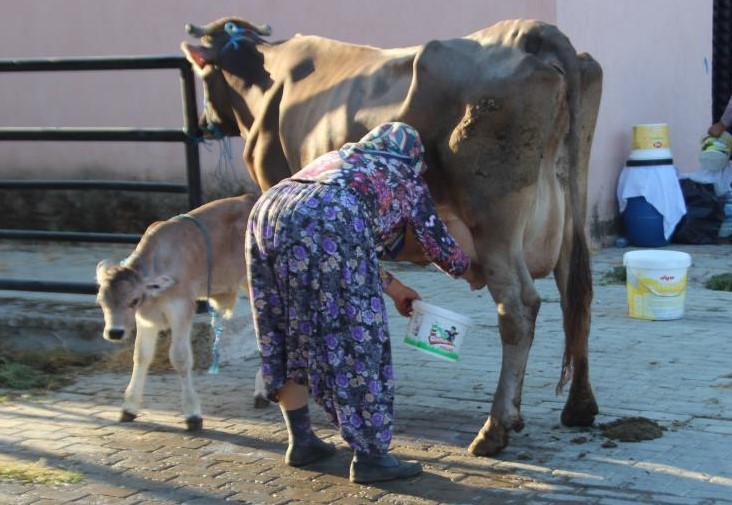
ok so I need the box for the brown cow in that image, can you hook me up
[181,17,601,455]
[96,195,263,430]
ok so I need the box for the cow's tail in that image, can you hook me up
[549,30,601,394]
[557,225,593,394]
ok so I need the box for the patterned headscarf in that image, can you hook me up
[338,122,427,175]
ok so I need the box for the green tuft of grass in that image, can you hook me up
[705,272,732,291]
[0,459,83,485]
[600,265,626,285]
[0,363,71,390]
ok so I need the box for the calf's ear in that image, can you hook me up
[144,275,176,297]
[96,259,116,284]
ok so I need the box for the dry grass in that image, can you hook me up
[0,459,83,485]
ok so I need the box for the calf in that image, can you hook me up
[96,195,264,430]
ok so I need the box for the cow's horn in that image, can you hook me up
[185,23,213,38]
[254,24,272,36]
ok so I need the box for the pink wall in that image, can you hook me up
[0,0,714,242]
[557,0,713,237]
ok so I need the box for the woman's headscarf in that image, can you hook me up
[338,122,427,175]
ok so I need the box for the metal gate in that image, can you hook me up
[0,55,203,295]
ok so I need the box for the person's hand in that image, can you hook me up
[708,122,727,137]
[462,263,487,291]
[383,277,421,316]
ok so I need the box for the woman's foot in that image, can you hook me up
[349,453,422,484]
[285,436,337,467]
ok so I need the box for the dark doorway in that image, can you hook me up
[713,0,732,122]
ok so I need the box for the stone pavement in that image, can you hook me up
[0,240,731,504]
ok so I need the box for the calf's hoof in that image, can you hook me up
[120,410,137,423]
[253,394,271,409]
[186,416,203,431]
[468,420,508,457]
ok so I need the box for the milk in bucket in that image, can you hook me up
[623,250,692,320]
[404,300,472,361]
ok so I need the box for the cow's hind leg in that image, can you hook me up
[167,303,203,431]
[468,254,540,457]
[121,319,159,422]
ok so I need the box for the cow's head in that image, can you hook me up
[181,17,272,138]
[95,259,175,342]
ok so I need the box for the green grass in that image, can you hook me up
[0,459,83,485]
[705,272,732,291]
[599,265,626,285]
[0,362,70,390]
[0,348,96,391]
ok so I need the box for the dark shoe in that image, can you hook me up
[285,438,337,467]
[349,454,422,484]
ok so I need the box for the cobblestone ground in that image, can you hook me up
[1,243,731,504]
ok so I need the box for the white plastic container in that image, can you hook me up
[404,300,472,361]
[623,250,692,320]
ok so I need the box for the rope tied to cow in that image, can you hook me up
[222,22,256,52]
[190,125,239,195]
[174,213,222,375]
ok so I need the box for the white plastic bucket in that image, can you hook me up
[699,132,732,171]
[623,250,692,320]
[404,300,472,361]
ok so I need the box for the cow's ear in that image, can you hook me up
[144,275,176,297]
[96,259,116,284]
[180,42,216,71]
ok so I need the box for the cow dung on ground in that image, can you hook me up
[600,416,665,442]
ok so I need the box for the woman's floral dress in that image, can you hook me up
[245,123,470,456]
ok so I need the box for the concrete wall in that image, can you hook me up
[0,0,714,242]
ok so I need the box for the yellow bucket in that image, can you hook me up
[629,123,672,161]
[623,250,692,320]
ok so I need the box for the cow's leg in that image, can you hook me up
[167,302,203,431]
[468,250,540,457]
[121,318,159,422]
[553,227,598,427]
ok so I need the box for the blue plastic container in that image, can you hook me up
[623,196,669,247]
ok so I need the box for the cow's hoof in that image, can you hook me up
[120,410,137,423]
[186,416,203,431]
[561,397,599,427]
[253,395,271,409]
[468,421,508,457]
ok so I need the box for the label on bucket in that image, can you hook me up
[632,123,669,151]
[626,266,688,320]
[404,302,469,361]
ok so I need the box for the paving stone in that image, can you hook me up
[1,243,732,503]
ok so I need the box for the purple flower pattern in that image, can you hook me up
[246,122,469,456]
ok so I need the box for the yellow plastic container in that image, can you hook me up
[623,250,692,320]
[629,123,672,161]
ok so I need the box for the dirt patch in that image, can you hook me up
[600,416,665,442]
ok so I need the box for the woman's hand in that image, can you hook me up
[462,263,487,291]
[708,121,727,137]
[383,277,421,316]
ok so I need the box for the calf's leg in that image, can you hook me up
[167,303,202,431]
[121,318,159,422]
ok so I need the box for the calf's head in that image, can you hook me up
[95,259,176,342]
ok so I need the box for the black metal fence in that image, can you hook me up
[0,55,203,294]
